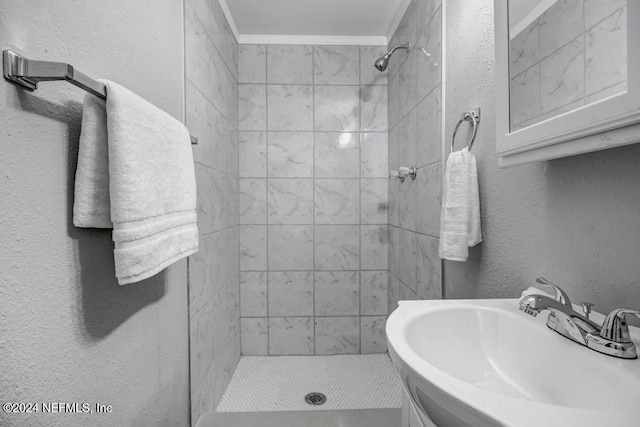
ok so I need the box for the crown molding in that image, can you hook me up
[218,0,413,46]
[217,0,240,41]
[237,34,388,46]
[386,0,412,41]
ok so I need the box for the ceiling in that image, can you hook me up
[220,0,409,45]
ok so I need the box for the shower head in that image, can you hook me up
[374,54,390,71]
[373,44,411,72]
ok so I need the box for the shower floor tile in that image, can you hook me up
[216,354,402,412]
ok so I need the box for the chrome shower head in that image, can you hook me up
[374,54,390,71]
[373,44,410,72]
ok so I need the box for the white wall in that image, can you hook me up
[443,0,640,314]
[0,1,189,426]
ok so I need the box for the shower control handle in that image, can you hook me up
[397,166,417,182]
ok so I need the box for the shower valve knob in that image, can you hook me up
[397,166,417,182]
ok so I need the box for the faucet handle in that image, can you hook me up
[535,277,572,307]
[599,309,640,343]
[580,302,595,319]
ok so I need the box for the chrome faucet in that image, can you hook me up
[519,277,640,359]
[586,308,640,358]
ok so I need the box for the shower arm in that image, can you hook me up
[387,44,411,56]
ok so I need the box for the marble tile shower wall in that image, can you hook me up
[184,0,240,422]
[388,0,443,310]
[237,44,389,356]
[510,0,627,129]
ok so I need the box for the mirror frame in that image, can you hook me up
[495,1,640,167]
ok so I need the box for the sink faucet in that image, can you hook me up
[519,277,600,346]
[587,308,640,358]
[519,277,640,359]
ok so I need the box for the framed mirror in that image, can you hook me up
[495,0,640,167]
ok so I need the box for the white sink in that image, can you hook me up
[386,298,640,427]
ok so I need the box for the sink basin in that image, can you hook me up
[386,299,640,427]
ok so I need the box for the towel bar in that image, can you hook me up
[451,108,481,152]
[3,49,199,145]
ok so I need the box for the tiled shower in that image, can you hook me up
[183,0,443,419]
[237,44,390,357]
[184,0,241,418]
[388,0,443,308]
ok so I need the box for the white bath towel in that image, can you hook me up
[74,80,198,285]
[438,147,482,262]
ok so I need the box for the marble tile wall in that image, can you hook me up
[388,0,443,311]
[238,44,389,356]
[184,0,240,423]
[510,0,627,130]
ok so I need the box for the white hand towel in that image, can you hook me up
[73,80,198,285]
[438,147,482,262]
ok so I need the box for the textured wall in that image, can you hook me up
[510,0,627,129]
[237,44,389,355]
[0,1,189,426]
[444,0,640,315]
[184,0,240,422]
[387,0,443,310]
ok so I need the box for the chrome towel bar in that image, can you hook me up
[3,49,198,145]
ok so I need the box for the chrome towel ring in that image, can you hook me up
[451,108,481,152]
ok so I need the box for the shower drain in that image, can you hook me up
[304,392,327,406]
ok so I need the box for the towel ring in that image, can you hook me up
[451,109,480,152]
